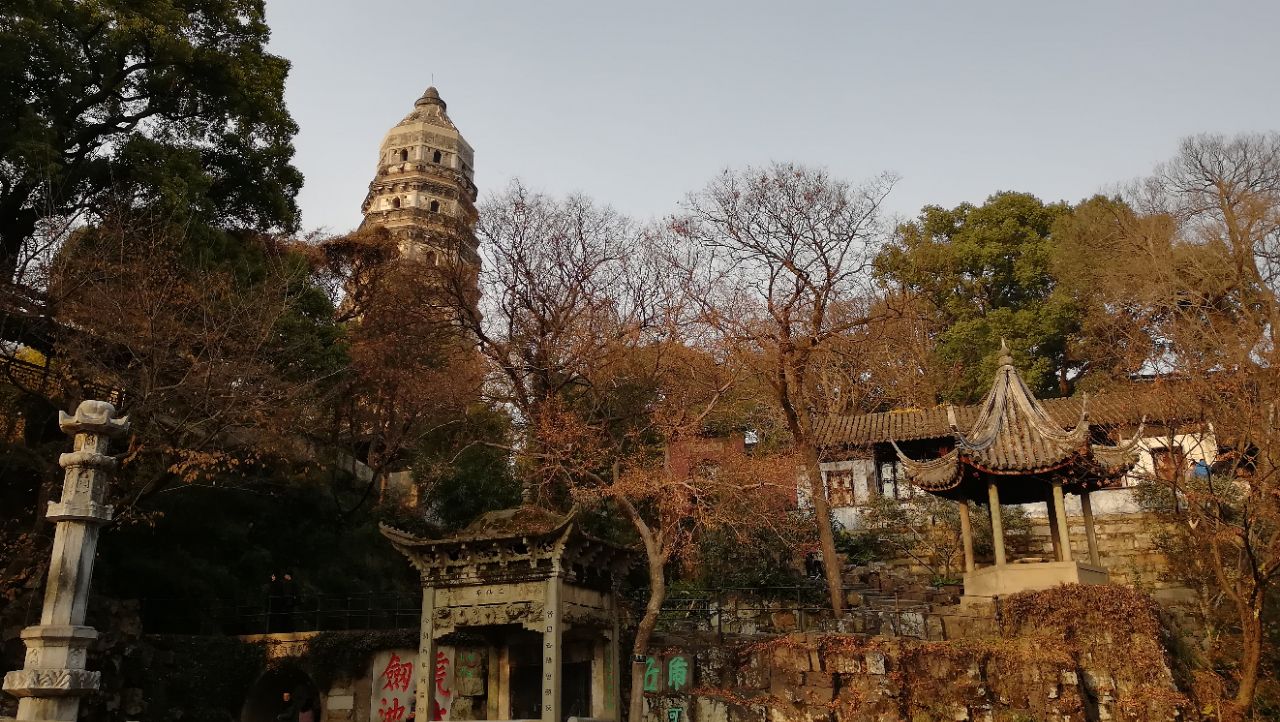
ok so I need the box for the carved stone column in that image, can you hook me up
[416,586,439,722]
[3,400,129,722]
[542,567,563,722]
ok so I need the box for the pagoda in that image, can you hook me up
[893,342,1144,598]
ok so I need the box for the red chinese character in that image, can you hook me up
[435,651,452,698]
[379,697,407,722]
[382,653,414,692]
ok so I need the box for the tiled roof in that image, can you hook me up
[859,345,1162,502]
[382,505,571,546]
[816,384,1175,449]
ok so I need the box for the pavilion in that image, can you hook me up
[382,505,632,722]
[892,343,1145,598]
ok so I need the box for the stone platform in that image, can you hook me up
[963,560,1109,599]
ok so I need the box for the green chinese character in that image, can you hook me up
[667,708,683,722]
[667,656,690,691]
[643,656,660,692]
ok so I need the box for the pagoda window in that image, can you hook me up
[399,149,408,162]
[392,197,401,209]
[433,150,443,163]
[429,200,440,213]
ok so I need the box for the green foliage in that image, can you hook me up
[833,526,881,567]
[139,635,268,722]
[413,405,521,530]
[95,475,417,610]
[684,512,812,589]
[876,192,1076,402]
[856,494,1029,582]
[0,0,302,273]
[294,629,418,689]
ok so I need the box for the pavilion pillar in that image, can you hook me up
[1081,490,1101,566]
[957,500,975,572]
[1052,482,1072,562]
[987,482,1006,566]
[486,644,502,720]
[417,586,439,721]
[4,401,129,722]
[1045,491,1063,561]
[542,566,564,722]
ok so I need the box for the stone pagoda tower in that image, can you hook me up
[361,86,479,265]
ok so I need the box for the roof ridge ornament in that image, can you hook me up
[997,339,1014,368]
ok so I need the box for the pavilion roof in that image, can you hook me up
[815,383,1174,449]
[885,344,1145,503]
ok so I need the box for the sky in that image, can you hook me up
[262,1,1280,235]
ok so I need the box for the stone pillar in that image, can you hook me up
[987,482,1006,566]
[957,500,975,572]
[1081,491,1101,566]
[417,586,439,721]
[1046,494,1063,562]
[497,644,512,720]
[486,645,502,721]
[4,400,129,722]
[608,605,621,721]
[542,571,563,722]
[1052,482,1072,562]
[590,639,607,719]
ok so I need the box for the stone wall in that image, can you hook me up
[645,629,1186,722]
[1024,512,1183,598]
[857,488,1192,605]
[639,584,1193,722]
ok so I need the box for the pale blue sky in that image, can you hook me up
[263,1,1280,234]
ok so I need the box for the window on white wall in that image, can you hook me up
[878,461,909,500]
[826,469,856,508]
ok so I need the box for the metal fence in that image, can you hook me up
[134,592,420,635]
[636,585,958,640]
[123,584,993,641]
[0,353,123,405]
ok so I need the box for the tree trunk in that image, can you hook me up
[801,441,845,615]
[0,199,37,283]
[1234,600,1264,712]
[628,553,666,722]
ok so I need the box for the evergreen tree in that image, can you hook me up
[0,0,301,283]
[876,192,1075,402]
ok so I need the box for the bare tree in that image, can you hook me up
[441,181,663,499]
[442,182,802,722]
[672,163,897,614]
[48,212,335,506]
[316,227,482,509]
[1109,133,1280,714]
